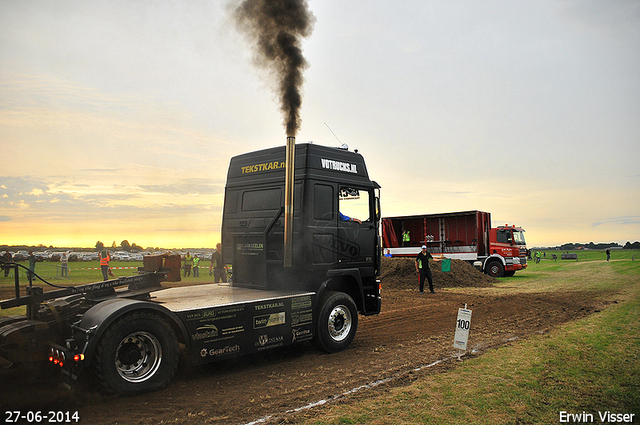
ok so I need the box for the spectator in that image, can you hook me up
[27,251,39,283]
[99,250,110,281]
[402,230,410,247]
[209,244,227,283]
[60,252,69,277]
[183,252,193,277]
[3,251,12,277]
[193,255,200,278]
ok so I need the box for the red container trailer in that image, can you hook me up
[382,210,527,277]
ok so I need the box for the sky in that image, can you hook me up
[1,0,639,249]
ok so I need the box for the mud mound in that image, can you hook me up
[380,257,497,290]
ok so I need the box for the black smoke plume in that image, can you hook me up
[234,0,315,136]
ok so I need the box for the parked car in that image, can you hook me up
[12,251,29,262]
[111,252,131,261]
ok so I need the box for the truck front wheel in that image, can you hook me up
[94,311,179,395]
[314,291,358,353]
[486,261,505,278]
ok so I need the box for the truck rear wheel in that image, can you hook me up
[314,291,358,353]
[94,311,179,395]
[486,261,505,278]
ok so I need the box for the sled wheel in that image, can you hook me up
[486,261,505,278]
[94,311,179,395]
[314,291,358,353]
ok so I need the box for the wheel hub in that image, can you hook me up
[328,305,352,342]
[115,332,162,383]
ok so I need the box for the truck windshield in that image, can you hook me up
[513,231,526,245]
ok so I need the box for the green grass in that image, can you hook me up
[1,260,218,285]
[484,249,640,294]
[0,259,218,316]
[535,248,639,262]
[299,251,640,424]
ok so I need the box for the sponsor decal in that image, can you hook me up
[255,301,285,311]
[291,296,312,310]
[222,325,244,335]
[291,310,313,326]
[254,312,286,329]
[238,242,264,250]
[321,158,358,174]
[292,328,312,342]
[256,334,285,347]
[185,306,244,322]
[199,344,240,358]
[237,243,264,256]
[241,161,285,174]
[192,324,219,341]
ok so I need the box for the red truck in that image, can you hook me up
[382,210,527,277]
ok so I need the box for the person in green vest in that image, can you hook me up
[415,245,442,294]
[192,255,200,278]
[183,252,193,277]
[402,230,410,247]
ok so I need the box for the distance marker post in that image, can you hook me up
[453,303,472,360]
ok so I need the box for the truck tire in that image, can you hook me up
[94,311,179,395]
[486,261,505,278]
[314,291,358,353]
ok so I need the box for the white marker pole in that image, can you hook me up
[453,303,472,359]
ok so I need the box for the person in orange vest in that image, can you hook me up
[99,250,111,281]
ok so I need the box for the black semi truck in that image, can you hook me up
[0,142,382,395]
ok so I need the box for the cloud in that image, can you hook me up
[0,175,222,222]
[0,176,51,198]
[139,179,223,196]
[592,216,640,227]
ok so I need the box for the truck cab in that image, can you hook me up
[487,225,528,277]
[221,143,382,316]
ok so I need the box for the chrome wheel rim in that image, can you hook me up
[328,305,352,342]
[115,331,162,383]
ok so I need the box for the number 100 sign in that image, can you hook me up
[453,307,472,351]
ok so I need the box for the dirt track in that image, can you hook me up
[0,259,610,424]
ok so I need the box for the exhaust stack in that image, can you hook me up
[284,136,295,267]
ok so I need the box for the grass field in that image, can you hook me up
[0,259,217,316]
[0,259,218,285]
[299,250,640,424]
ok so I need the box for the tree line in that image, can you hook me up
[95,241,150,252]
[554,241,640,250]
